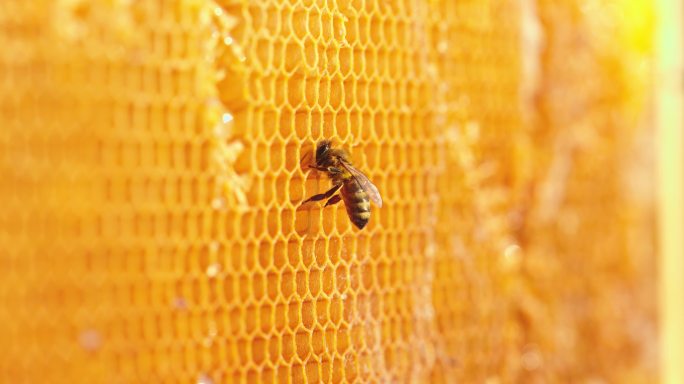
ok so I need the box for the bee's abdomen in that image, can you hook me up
[342,181,371,229]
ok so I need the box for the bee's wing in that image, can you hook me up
[340,161,383,207]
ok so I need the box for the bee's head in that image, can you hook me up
[315,140,332,165]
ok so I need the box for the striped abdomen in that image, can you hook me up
[341,179,371,229]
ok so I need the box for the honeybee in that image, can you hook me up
[301,140,383,229]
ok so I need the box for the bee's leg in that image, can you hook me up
[324,195,342,207]
[301,183,342,205]
[308,165,343,174]
[300,151,313,170]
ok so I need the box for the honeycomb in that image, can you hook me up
[0,0,657,383]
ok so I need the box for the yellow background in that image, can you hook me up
[0,0,677,383]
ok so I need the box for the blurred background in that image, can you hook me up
[0,0,681,383]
